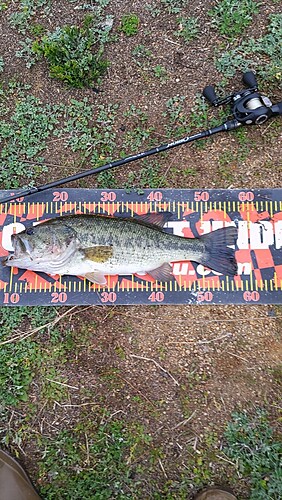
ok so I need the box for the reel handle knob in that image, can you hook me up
[243,71,258,89]
[202,85,218,106]
[271,101,282,116]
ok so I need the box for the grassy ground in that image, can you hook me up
[0,1,281,499]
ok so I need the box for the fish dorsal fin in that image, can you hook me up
[136,211,173,229]
[147,262,174,282]
[83,246,113,263]
[84,271,107,285]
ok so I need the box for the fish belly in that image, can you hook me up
[65,249,171,277]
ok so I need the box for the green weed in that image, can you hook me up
[132,44,153,68]
[183,166,197,177]
[29,23,46,36]
[216,50,252,79]
[132,44,154,73]
[208,0,260,38]
[60,99,118,162]
[124,160,168,191]
[9,0,50,34]
[97,170,118,189]
[121,105,156,152]
[0,2,8,12]
[139,161,168,188]
[174,17,199,43]
[123,125,155,150]
[0,57,3,73]
[123,105,148,124]
[31,15,109,88]
[145,3,161,17]
[167,93,224,151]
[189,93,210,130]
[16,37,38,68]
[0,90,61,188]
[153,64,167,82]
[38,420,151,499]
[119,14,139,36]
[0,87,117,188]
[224,409,282,499]
[161,0,186,15]
[249,14,282,85]
[0,307,57,406]
[163,95,190,138]
[164,95,187,125]
[40,367,69,403]
[0,339,38,405]
[171,428,222,491]
[215,14,282,87]
[74,0,111,12]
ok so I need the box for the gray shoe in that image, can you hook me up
[193,487,237,500]
[0,450,41,500]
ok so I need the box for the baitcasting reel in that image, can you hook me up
[203,71,282,127]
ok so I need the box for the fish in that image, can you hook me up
[3,212,238,285]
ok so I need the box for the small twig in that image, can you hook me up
[0,306,78,345]
[181,462,190,471]
[261,121,275,136]
[172,410,196,429]
[198,332,232,344]
[220,396,226,410]
[216,454,242,478]
[106,409,126,421]
[102,306,117,322]
[215,454,237,467]
[193,436,201,454]
[164,38,181,46]
[226,351,255,365]
[158,458,168,478]
[46,378,79,390]
[54,401,98,408]
[130,354,179,386]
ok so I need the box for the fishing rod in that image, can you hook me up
[1,71,281,205]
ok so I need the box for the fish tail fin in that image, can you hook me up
[199,226,238,276]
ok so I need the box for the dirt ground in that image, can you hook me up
[0,1,281,499]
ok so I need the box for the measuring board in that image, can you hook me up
[0,188,281,306]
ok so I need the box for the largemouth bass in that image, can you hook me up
[4,212,238,284]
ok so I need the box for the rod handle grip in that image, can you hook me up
[202,85,218,105]
[243,71,258,89]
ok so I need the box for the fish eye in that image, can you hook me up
[26,227,34,235]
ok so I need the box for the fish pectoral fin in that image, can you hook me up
[84,271,107,285]
[83,245,113,263]
[147,262,174,282]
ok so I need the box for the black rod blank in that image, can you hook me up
[0,122,231,204]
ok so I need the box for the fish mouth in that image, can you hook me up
[6,234,34,262]
[12,235,25,257]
